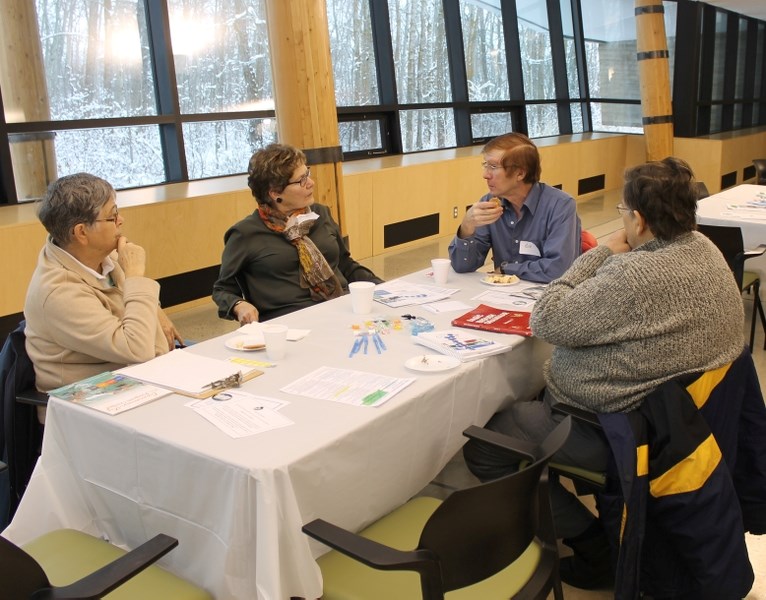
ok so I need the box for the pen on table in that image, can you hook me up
[374,331,387,351]
[370,331,382,354]
[349,334,362,358]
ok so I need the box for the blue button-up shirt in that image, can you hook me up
[448,183,581,283]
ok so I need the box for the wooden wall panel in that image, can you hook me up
[674,138,723,194]
[118,191,252,279]
[537,135,627,198]
[624,135,648,169]
[342,173,374,258]
[0,220,46,314]
[674,128,766,193]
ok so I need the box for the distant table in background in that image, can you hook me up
[697,183,766,284]
[2,269,551,600]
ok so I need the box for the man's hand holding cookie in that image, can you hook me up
[458,197,503,238]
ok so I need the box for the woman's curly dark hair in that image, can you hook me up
[246,143,306,206]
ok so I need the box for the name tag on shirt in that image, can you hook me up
[519,241,541,257]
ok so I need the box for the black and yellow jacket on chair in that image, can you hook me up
[597,346,766,600]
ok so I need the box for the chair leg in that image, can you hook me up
[748,280,766,350]
[755,284,766,350]
[749,293,757,351]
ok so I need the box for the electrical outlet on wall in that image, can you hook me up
[453,206,458,218]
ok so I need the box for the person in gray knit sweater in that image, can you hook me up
[463,157,745,589]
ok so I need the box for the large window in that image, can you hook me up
[460,0,510,102]
[1,0,276,200]
[327,0,383,155]
[389,0,456,151]
[167,0,276,178]
[1,0,764,204]
[9,0,161,191]
[579,0,677,134]
[459,1,515,141]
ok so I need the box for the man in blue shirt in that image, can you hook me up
[449,133,581,283]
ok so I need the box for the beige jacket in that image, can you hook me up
[24,237,168,392]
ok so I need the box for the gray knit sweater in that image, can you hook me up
[530,231,745,413]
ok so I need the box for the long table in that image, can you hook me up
[697,183,766,281]
[3,269,551,600]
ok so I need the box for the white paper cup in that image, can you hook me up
[262,324,288,361]
[349,281,375,314]
[431,258,451,285]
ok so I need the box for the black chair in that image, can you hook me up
[0,320,48,523]
[1,529,212,599]
[695,181,710,199]
[697,223,766,349]
[754,159,766,185]
[302,417,571,600]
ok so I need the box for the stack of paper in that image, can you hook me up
[117,349,261,398]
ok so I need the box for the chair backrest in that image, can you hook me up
[416,417,571,593]
[695,181,710,199]
[753,159,766,185]
[581,229,598,253]
[696,223,745,287]
[0,534,51,598]
[0,320,41,519]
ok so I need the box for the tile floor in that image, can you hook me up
[168,190,765,598]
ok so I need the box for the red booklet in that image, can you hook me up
[451,304,533,337]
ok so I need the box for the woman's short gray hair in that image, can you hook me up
[37,173,115,246]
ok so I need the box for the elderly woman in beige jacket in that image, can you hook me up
[24,173,181,412]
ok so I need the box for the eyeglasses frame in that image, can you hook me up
[286,166,311,188]
[616,204,633,215]
[93,208,120,223]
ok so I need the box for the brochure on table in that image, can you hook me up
[48,371,171,415]
[471,283,547,311]
[413,329,512,362]
[373,279,458,308]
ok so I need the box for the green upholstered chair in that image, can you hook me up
[697,223,766,349]
[302,417,571,600]
[1,528,212,599]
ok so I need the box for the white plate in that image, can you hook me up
[225,334,265,352]
[481,275,520,286]
[405,355,461,373]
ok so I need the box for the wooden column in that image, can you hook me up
[0,0,56,200]
[264,0,346,232]
[635,0,674,161]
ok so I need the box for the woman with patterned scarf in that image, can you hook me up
[213,144,382,323]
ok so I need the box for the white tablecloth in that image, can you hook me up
[3,269,551,600]
[697,184,766,285]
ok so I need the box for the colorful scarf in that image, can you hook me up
[258,205,342,301]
